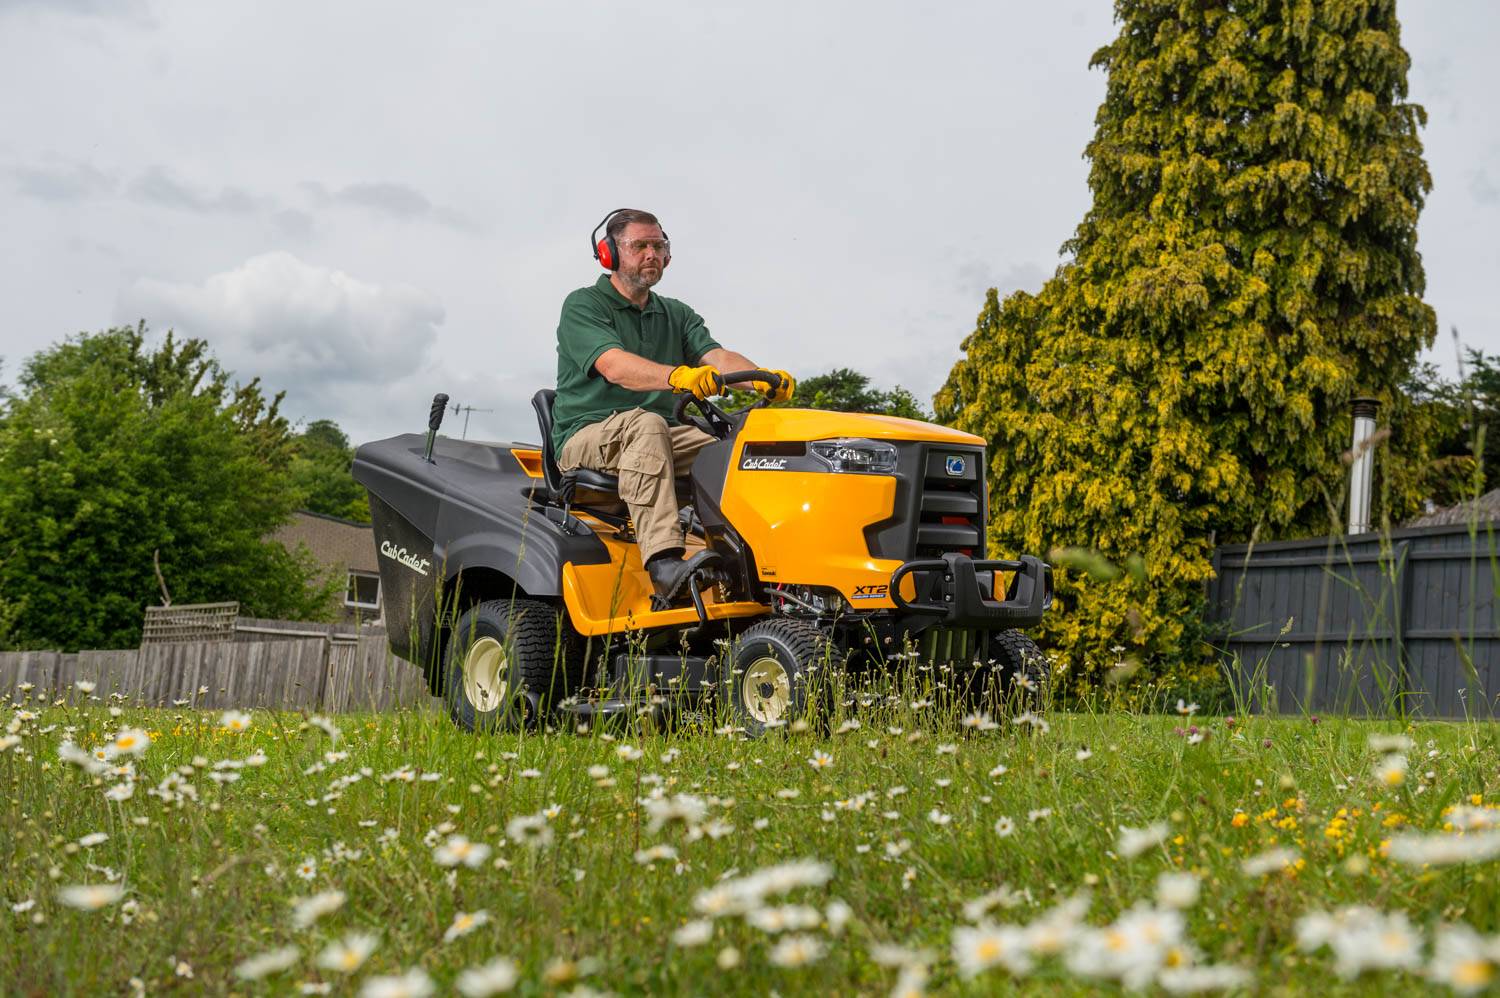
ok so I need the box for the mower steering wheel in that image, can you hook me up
[672,369,784,440]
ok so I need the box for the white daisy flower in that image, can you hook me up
[220,710,253,733]
[768,934,826,968]
[234,946,300,981]
[316,931,379,974]
[455,957,519,997]
[290,890,346,929]
[672,919,714,947]
[434,835,493,868]
[443,909,490,943]
[358,967,433,998]
[56,884,125,910]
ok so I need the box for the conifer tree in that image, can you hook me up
[936,0,1435,684]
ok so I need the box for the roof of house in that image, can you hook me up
[271,510,378,574]
[1405,488,1500,528]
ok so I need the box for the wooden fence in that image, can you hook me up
[1208,521,1500,719]
[0,636,437,713]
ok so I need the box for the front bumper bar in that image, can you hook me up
[889,553,1052,628]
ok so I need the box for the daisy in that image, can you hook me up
[359,968,433,998]
[1428,923,1498,994]
[56,884,124,910]
[1155,872,1200,909]
[110,728,150,757]
[989,764,1008,778]
[435,834,493,867]
[1116,822,1170,859]
[220,710,252,733]
[234,946,300,981]
[443,909,490,943]
[1157,965,1252,993]
[673,919,714,947]
[1367,733,1414,753]
[505,815,554,851]
[1241,847,1298,877]
[808,750,833,770]
[1373,754,1408,787]
[952,923,1033,977]
[768,934,826,968]
[994,817,1016,837]
[456,957,519,997]
[294,858,318,881]
[290,890,346,929]
[78,832,108,848]
[316,931,379,974]
[1027,808,1052,823]
[927,808,952,826]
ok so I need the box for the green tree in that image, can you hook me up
[722,368,932,421]
[936,0,1435,689]
[290,419,370,523]
[0,324,339,651]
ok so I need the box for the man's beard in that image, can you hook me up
[617,262,662,293]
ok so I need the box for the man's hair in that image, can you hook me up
[606,209,662,243]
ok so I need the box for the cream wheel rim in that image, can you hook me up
[742,656,791,724]
[463,637,509,711]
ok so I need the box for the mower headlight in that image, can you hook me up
[809,438,898,475]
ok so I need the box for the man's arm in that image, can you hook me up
[700,347,761,387]
[592,348,677,392]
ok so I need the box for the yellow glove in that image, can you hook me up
[751,369,796,402]
[668,364,725,400]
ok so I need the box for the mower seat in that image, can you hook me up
[531,390,696,512]
[532,389,621,501]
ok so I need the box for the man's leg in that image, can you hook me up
[557,408,682,562]
[668,424,717,478]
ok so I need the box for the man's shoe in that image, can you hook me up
[647,549,723,608]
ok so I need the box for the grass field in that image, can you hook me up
[4,686,1500,996]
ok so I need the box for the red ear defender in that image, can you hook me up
[590,208,629,271]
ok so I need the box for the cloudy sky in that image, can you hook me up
[2,1,1496,446]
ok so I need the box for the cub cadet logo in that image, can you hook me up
[380,540,431,576]
[741,457,788,471]
[945,454,967,477]
[850,584,888,600]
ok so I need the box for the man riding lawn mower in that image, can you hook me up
[351,209,1052,734]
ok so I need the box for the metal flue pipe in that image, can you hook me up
[1348,397,1380,534]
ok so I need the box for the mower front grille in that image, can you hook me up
[863,443,987,562]
[914,445,985,560]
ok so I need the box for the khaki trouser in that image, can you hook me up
[557,408,716,562]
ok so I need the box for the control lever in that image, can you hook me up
[424,393,449,463]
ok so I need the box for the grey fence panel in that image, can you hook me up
[6,627,434,714]
[1211,522,1500,718]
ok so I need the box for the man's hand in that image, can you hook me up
[751,369,796,403]
[668,364,726,400]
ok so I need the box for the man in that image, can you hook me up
[553,208,794,606]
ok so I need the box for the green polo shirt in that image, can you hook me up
[551,275,722,454]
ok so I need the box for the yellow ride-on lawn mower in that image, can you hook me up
[352,373,1052,734]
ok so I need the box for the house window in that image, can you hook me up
[345,572,380,609]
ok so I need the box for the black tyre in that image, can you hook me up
[443,599,569,733]
[991,629,1049,709]
[723,618,831,736]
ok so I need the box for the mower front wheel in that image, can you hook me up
[443,599,561,733]
[992,629,1049,709]
[723,618,831,736]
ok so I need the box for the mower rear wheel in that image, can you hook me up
[724,618,830,736]
[991,629,1049,709]
[443,599,564,732]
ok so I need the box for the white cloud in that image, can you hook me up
[116,252,476,442]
